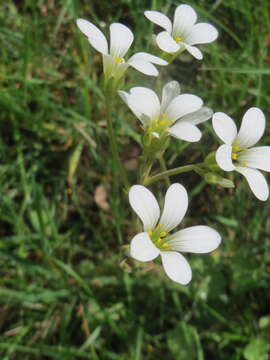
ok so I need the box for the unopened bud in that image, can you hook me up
[204,173,234,188]
[204,152,217,166]
[218,178,235,188]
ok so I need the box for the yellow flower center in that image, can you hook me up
[148,224,171,250]
[231,141,248,164]
[148,113,174,137]
[174,36,182,43]
[115,56,125,64]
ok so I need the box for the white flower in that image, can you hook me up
[129,183,221,285]
[76,19,168,80]
[212,108,270,201]
[119,80,212,142]
[144,4,218,60]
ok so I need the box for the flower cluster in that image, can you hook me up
[76,3,269,285]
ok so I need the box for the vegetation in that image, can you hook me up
[0,0,270,359]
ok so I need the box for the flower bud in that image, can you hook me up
[204,172,234,188]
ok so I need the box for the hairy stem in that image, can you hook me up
[158,157,170,187]
[144,163,203,186]
[139,147,155,184]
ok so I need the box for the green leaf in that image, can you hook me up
[244,338,270,360]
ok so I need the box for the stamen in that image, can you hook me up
[115,57,125,64]
[148,224,170,249]
[161,242,170,248]
[233,145,240,152]
[175,36,182,43]
[232,153,237,160]
[159,120,168,126]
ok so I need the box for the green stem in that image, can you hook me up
[139,147,154,184]
[105,97,129,189]
[145,163,203,186]
[158,157,170,187]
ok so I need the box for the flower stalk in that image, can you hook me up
[105,96,129,189]
[144,163,202,186]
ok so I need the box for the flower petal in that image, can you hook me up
[109,23,134,58]
[236,166,269,201]
[168,122,202,142]
[159,183,188,232]
[183,44,203,60]
[160,81,181,113]
[128,87,160,120]
[129,185,160,231]
[129,52,168,65]
[130,232,160,262]
[127,57,159,76]
[161,251,192,285]
[236,107,265,148]
[168,226,221,253]
[156,31,180,53]
[118,90,151,126]
[212,112,237,145]
[76,19,108,54]
[238,146,270,172]
[118,90,143,121]
[185,23,218,45]
[144,10,172,33]
[181,106,213,125]
[216,144,235,171]
[151,132,160,138]
[102,54,114,78]
[172,4,197,36]
[166,94,203,122]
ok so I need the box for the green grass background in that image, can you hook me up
[1,0,270,359]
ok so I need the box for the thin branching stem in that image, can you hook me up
[144,163,203,186]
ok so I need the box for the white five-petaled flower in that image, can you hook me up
[76,19,168,80]
[145,4,218,60]
[119,80,213,142]
[129,183,221,285]
[212,108,270,201]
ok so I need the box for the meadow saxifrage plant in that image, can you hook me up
[75,3,269,286]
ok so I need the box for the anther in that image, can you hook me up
[162,242,169,248]
[115,57,125,64]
